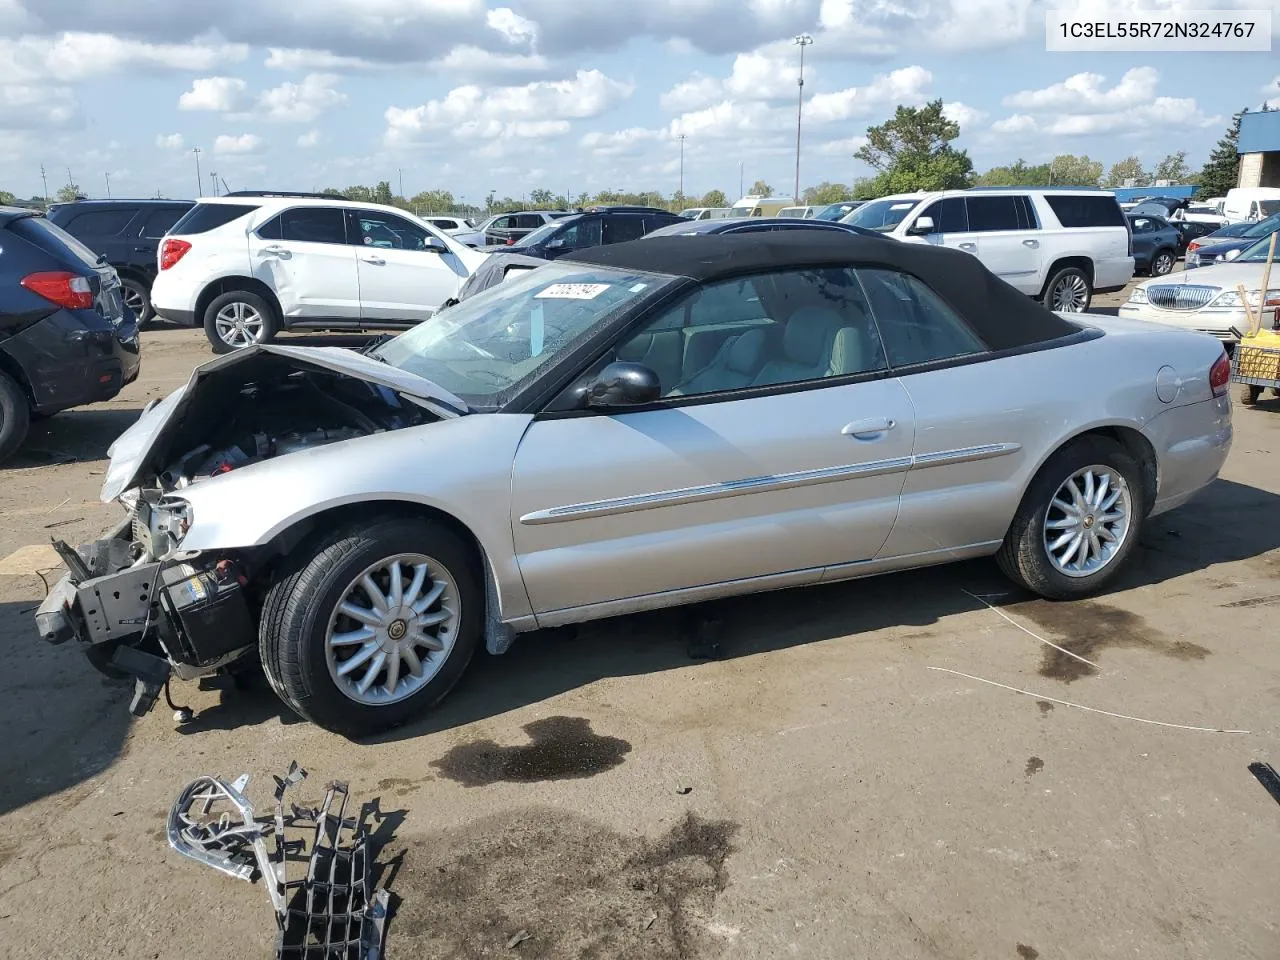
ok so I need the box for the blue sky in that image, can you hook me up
[1,0,1277,204]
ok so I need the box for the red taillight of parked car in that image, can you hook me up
[505,238,515,245]
[19,271,94,310]
[160,237,192,270]
[1188,240,1201,253]
[1210,350,1231,398]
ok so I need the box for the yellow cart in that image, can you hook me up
[1232,328,1280,406]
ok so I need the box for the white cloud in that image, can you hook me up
[179,76,250,112]
[816,135,869,156]
[991,113,1037,135]
[942,101,987,132]
[805,66,932,123]
[384,69,633,144]
[432,45,549,77]
[0,82,79,129]
[155,133,185,150]
[581,126,668,157]
[660,52,802,112]
[264,47,373,70]
[297,129,321,147]
[486,7,538,45]
[660,74,724,112]
[257,73,345,122]
[0,33,247,84]
[1004,67,1160,114]
[214,133,263,154]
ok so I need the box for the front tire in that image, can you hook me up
[997,436,1145,600]
[1042,266,1092,314]
[0,371,31,464]
[259,517,482,736]
[1150,249,1176,276]
[120,278,154,324]
[203,290,279,354]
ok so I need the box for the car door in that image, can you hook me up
[963,195,1041,293]
[904,196,975,254]
[854,267,1031,559]
[544,216,602,259]
[508,266,917,619]
[1129,216,1156,267]
[486,215,519,245]
[345,209,466,321]
[249,207,360,319]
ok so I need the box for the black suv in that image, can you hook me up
[0,207,141,461]
[490,206,685,260]
[46,199,194,323]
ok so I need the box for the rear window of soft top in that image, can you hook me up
[168,202,260,236]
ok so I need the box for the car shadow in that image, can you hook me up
[363,476,1280,745]
[0,601,134,817]
[4,407,144,468]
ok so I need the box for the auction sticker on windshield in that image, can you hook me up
[535,283,611,300]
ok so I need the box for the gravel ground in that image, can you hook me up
[2,284,1279,960]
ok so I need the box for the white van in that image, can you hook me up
[844,188,1134,313]
[1222,188,1280,224]
[727,195,791,218]
[679,207,732,220]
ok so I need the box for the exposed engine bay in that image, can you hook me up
[34,349,451,718]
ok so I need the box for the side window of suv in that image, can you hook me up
[856,268,986,368]
[1044,194,1126,228]
[556,217,602,249]
[63,208,136,238]
[347,210,431,250]
[603,214,647,244]
[279,207,348,245]
[515,214,544,230]
[965,196,1022,232]
[140,206,189,239]
[916,197,967,232]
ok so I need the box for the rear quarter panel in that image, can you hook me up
[882,320,1224,557]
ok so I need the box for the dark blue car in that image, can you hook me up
[1187,212,1280,269]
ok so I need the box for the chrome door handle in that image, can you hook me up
[958,242,977,251]
[362,255,386,265]
[842,418,896,439]
[263,245,291,259]
[1022,239,1039,248]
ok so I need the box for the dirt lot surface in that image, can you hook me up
[3,288,1280,960]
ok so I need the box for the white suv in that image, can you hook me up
[844,188,1134,313]
[150,192,488,352]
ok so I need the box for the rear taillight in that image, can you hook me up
[1188,240,1200,252]
[20,271,94,310]
[1210,351,1231,397]
[160,237,191,270]
[505,238,514,245]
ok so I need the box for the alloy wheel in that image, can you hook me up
[1042,465,1132,578]
[213,301,265,349]
[324,553,460,706]
[1051,274,1090,312]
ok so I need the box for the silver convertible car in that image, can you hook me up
[36,234,1233,735]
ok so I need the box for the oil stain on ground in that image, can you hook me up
[432,716,631,787]
[1024,756,1044,778]
[388,808,738,959]
[1016,945,1040,959]
[1008,598,1210,683]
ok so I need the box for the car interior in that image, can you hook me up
[613,267,983,399]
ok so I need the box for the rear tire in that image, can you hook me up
[258,517,482,736]
[1042,266,1092,314]
[1241,384,1263,405]
[1150,249,1176,276]
[120,277,153,324]
[997,436,1146,600]
[0,371,31,464]
[203,290,279,354]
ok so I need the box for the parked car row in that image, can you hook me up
[1186,212,1280,269]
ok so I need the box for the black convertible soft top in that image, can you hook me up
[563,233,1079,351]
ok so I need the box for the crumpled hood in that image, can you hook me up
[101,343,468,503]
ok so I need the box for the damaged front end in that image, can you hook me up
[34,343,468,717]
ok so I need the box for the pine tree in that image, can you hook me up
[1197,109,1247,197]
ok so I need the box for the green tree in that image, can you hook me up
[802,181,852,205]
[0,190,16,205]
[55,184,82,203]
[372,180,394,205]
[854,99,973,191]
[1152,151,1191,184]
[1103,156,1149,188]
[1047,154,1103,186]
[749,179,774,197]
[528,188,555,206]
[1197,109,1247,198]
[852,176,881,199]
[410,189,456,212]
[700,189,728,207]
[973,159,1053,186]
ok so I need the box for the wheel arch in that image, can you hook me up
[1038,256,1095,298]
[195,276,283,328]
[0,346,35,408]
[1016,423,1159,524]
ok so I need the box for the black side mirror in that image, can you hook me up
[585,361,661,408]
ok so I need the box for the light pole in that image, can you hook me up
[104,172,111,198]
[677,133,687,204]
[792,34,813,205]
[192,147,203,197]
[739,160,744,199]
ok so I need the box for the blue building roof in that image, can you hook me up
[1239,110,1280,155]
[1109,185,1199,202]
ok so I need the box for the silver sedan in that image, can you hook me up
[37,233,1233,735]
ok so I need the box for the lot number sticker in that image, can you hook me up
[535,283,610,300]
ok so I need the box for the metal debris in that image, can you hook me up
[167,761,391,959]
[506,930,532,949]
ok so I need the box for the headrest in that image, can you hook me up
[726,328,766,373]
[783,306,846,365]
